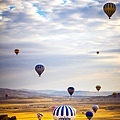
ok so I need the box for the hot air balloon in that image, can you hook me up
[113,92,117,97]
[35,64,45,77]
[5,94,8,98]
[51,106,57,112]
[103,3,116,19]
[14,49,19,55]
[53,105,76,120]
[67,87,75,96]
[96,85,101,91]
[37,113,43,120]
[86,111,93,120]
[96,51,99,54]
[92,105,99,113]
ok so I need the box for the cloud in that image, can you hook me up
[0,0,120,91]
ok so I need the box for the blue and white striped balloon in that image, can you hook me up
[53,105,76,120]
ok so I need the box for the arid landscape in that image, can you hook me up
[0,1,120,119]
[0,88,120,120]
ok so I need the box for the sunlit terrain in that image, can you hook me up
[0,96,120,120]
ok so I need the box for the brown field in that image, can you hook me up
[0,96,120,120]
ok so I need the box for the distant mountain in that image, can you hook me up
[19,89,114,97]
[0,88,117,98]
[0,88,47,98]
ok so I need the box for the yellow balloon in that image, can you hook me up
[103,3,116,19]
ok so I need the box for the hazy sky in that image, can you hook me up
[0,0,120,91]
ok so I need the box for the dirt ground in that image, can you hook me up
[0,96,120,120]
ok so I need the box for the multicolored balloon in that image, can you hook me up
[67,87,75,96]
[14,49,19,55]
[96,85,101,91]
[86,111,93,120]
[103,3,116,19]
[35,64,45,77]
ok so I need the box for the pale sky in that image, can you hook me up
[0,0,120,91]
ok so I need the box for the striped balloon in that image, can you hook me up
[103,3,116,19]
[53,105,76,120]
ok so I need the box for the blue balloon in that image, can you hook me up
[67,87,75,96]
[86,111,93,120]
[35,64,45,77]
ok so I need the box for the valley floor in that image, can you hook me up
[0,96,120,120]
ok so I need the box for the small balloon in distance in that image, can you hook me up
[37,113,43,120]
[96,85,101,91]
[5,94,8,98]
[67,87,75,96]
[14,49,19,55]
[92,105,99,113]
[51,106,57,112]
[96,51,99,54]
[35,64,45,77]
[112,92,118,97]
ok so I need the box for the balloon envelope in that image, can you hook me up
[51,106,57,112]
[92,105,99,113]
[14,49,19,55]
[86,111,93,120]
[103,3,116,19]
[5,94,8,98]
[53,105,76,119]
[96,51,99,54]
[67,87,75,96]
[96,85,101,91]
[113,92,117,97]
[37,113,43,120]
[35,64,45,77]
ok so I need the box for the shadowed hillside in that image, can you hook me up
[0,88,47,98]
